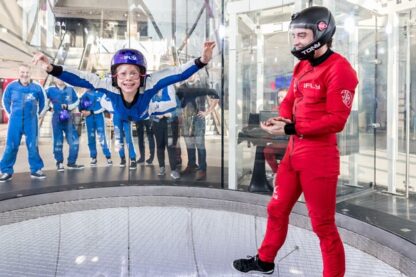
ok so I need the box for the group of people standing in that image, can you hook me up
[0,42,218,182]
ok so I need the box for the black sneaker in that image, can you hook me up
[232,255,274,274]
[57,162,64,172]
[106,158,113,166]
[145,157,153,165]
[137,157,145,164]
[67,164,85,170]
[90,158,97,166]
[31,170,46,179]
[120,158,126,167]
[130,160,137,170]
[0,173,13,182]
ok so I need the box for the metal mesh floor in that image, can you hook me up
[0,207,406,276]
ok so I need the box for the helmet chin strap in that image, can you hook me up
[291,47,315,60]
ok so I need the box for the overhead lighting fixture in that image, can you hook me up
[343,16,356,34]
[75,256,86,265]
[385,23,392,35]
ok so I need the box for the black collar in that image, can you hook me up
[309,49,333,67]
[120,88,140,109]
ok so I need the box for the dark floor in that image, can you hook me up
[0,165,225,201]
[337,191,416,244]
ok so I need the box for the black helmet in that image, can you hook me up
[289,6,336,60]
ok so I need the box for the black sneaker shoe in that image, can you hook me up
[232,255,274,274]
[67,164,85,170]
[130,160,137,170]
[90,158,97,166]
[145,157,153,165]
[57,162,64,172]
[31,170,46,179]
[0,173,13,182]
[120,158,126,168]
[137,157,145,164]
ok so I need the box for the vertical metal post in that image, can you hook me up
[386,11,400,195]
[228,12,238,190]
[373,14,379,189]
[256,32,264,113]
[221,0,225,188]
[405,13,411,198]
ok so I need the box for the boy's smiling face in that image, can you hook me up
[115,64,141,97]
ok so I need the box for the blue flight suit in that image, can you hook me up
[79,90,111,159]
[48,58,205,122]
[46,85,80,165]
[0,80,46,174]
[113,114,136,160]
[100,97,136,160]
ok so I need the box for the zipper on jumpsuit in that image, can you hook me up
[22,92,25,135]
[289,67,314,163]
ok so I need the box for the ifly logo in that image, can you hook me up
[124,55,137,61]
[301,42,321,54]
[304,83,320,90]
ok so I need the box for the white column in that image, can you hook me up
[348,17,360,187]
[256,32,264,112]
[386,12,400,194]
[228,13,238,190]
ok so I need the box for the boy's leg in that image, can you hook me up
[96,114,111,158]
[65,122,80,165]
[86,115,97,158]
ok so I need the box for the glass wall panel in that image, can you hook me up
[327,1,385,197]
[396,9,416,196]
[225,0,309,192]
[0,0,224,186]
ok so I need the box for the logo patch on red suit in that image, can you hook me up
[341,90,353,108]
[317,21,328,31]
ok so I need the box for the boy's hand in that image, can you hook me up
[200,41,216,64]
[32,52,53,72]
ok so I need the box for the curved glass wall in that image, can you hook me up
[0,0,415,244]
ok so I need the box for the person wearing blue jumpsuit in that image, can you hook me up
[113,114,137,169]
[46,78,84,171]
[99,96,136,169]
[0,64,46,182]
[79,89,112,166]
[33,42,215,125]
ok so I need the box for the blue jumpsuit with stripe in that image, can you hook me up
[46,85,80,165]
[100,96,136,160]
[48,59,204,123]
[79,90,111,159]
[0,80,46,174]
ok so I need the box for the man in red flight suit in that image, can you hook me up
[233,6,358,276]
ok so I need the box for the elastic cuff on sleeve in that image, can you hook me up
[195,57,207,68]
[284,123,296,135]
[49,64,63,77]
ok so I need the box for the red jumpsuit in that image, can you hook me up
[258,52,358,277]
